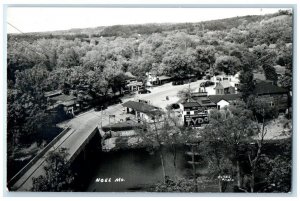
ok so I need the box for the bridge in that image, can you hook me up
[8,80,206,191]
[8,103,125,191]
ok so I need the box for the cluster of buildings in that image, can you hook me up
[44,88,93,117]
[122,100,163,122]
[124,72,173,93]
[180,72,290,127]
[146,72,172,87]
[47,68,290,133]
[103,70,290,133]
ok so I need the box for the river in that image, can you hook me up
[84,147,191,192]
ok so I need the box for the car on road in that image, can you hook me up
[172,80,184,85]
[110,98,122,104]
[200,81,215,87]
[138,89,151,94]
[94,104,108,111]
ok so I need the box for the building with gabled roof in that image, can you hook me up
[45,90,78,116]
[179,92,217,127]
[253,81,288,96]
[208,94,242,110]
[122,100,164,122]
[252,81,289,111]
[214,80,236,95]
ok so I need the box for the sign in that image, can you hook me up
[184,114,209,127]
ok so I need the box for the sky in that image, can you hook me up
[6,7,284,33]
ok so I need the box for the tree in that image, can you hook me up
[277,44,292,91]
[32,148,74,192]
[177,87,194,102]
[262,64,278,83]
[204,103,256,189]
[263,155,292,192]
[163,48,196,79]
[215,56,241,75]
[238,70,255,101]
[136,110,186,184]
[202,117,235,192]
[278,71,292,90]
[136,112,168,184]
[247,96,279,121]
[246,119,267,192]
[193,45,216,76]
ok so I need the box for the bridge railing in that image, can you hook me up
[7,127,71,190]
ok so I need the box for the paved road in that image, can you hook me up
[11,80,205,191]
[11,104,126,191]
[135,80,205,109]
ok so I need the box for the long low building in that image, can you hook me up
[122,100,163,122]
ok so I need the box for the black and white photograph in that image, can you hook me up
[4,4,295,194]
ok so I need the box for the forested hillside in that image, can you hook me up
[7,10,293,176]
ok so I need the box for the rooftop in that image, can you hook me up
[102,120,141,132]
[192,97,217,107]
[181,101,201,108]
[208,94,242,104]
[127,81,143,87]
[125,72,136,79]
[157,75,172,81]
[44,89,62,98]
[122,101,163,116]
[253,81,288,95]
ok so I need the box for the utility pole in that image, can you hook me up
[186,143,200,192]
[191,144,198,192]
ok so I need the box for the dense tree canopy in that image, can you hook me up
[7,9,292,170]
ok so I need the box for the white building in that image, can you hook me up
[208,94,242,110]
[146,72,172,86]
[216,99,230,110]
[211,72,240,89]
[203,72,240,95]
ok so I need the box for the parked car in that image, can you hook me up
[205,75,211,80]
[200,81,215,87]
[190,77,197,82]
[205,81,215,87]
[94,104,107,111]
[110,98,122,104]
[138,89,151,94]
[172,80,184,85]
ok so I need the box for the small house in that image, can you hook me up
[214,80,236,95]
[208,94,242,110]
[122,100,163,122]
[45,90,78,116]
